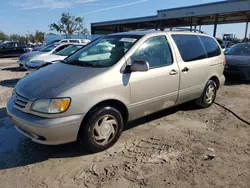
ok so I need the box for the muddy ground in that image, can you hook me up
[0,58,250,188]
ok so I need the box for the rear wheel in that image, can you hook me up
[78,106,124,153]
[196,80,217,108]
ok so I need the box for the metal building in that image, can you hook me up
[91,0,250,39]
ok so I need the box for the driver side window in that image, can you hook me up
[131,36,173,68]
[5,42,15,48]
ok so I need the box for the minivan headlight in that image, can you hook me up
[31,98,71,114]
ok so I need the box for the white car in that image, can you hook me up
[24,44,85,70]
[59,39,91,45]
[19,43,73,67]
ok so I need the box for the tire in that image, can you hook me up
[78,106,124,153]
[196,80,217,108]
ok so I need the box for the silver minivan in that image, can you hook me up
[7,30,225,152]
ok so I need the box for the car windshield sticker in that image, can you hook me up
[119,38,137,43]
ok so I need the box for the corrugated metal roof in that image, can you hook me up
[157,0,244,12]
[91,0,249,27]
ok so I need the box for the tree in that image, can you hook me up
[0,31,8,40]
[9,34,21,41]
[9,34,26,42]
[28,34,35,43]
[49,12,89,36]
[35,30,45,43]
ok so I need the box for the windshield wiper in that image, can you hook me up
[60,60,67,64]
[65,60,97,67]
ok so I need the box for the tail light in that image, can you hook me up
[222,59,226,65]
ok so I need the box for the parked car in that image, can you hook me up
[25,44,85,71]
[59,39,91,45]
[19,43,72,67]
[222,41,236,52]
[216,38,236,52]
[26,43,35,52]
[224,42,250,80]
[0,42,29,57]
[32,44,44,51]
[46,40,60,46]
[7,30,225,152]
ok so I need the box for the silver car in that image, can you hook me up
[7,30,225,152]
[24,44,85,71]
[18,43,73,67]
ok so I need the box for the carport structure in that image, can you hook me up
[91,0,250,39]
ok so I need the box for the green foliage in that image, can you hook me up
[9,34,26,42]
[35,30,45,43]
[49,12,89,36]
[0,31,7,40]
[1,30,44,43]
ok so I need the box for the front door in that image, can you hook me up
[2,42,15,57]
[127,35,180,120]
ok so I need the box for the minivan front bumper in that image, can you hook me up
[7,98,84,145]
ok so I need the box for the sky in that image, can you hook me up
[0,0,249,38]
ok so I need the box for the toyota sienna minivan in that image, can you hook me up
[7,30,225,152]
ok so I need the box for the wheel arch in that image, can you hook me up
[77,99,129,138]
[209,76,220,89]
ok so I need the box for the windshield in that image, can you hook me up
[225,43,250,56]
[64,35,142,67]
[40,44,58,52]
[56,45,83,56]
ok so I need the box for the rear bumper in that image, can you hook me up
[219,75,225,87]
[7,98,84,145]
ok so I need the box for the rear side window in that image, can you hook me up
[69,40,80,43]
[17,42,26,47]
[200,36,221,58]
[60,40,68,43]
[172,34,207,62]
[5,42,15,48]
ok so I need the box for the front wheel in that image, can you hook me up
[78,106,124,153]
[196,80,217,108]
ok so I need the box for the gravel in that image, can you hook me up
[0,58,250,188]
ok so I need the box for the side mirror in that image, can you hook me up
[130,60,149,72]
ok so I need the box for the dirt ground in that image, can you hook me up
[0,58,250,188]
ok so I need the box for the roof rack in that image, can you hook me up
[168,27,206,34]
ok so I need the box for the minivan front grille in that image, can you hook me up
[13,92,29,109]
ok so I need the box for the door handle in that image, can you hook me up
[169,69,178,75]
[182,67,189,72]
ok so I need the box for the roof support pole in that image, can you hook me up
[213,14,218,37]
[155,20,159,30]
[199,25,201,31]
[244,20,249,42]
[160,19,163,31]
[190,17,193,29]
[91,26,95,34]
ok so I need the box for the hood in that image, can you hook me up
[26,54,65,68]
[31,54,65,62]
[225,55,250,66]
[15,62,107,99]
[19,51,45,62]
